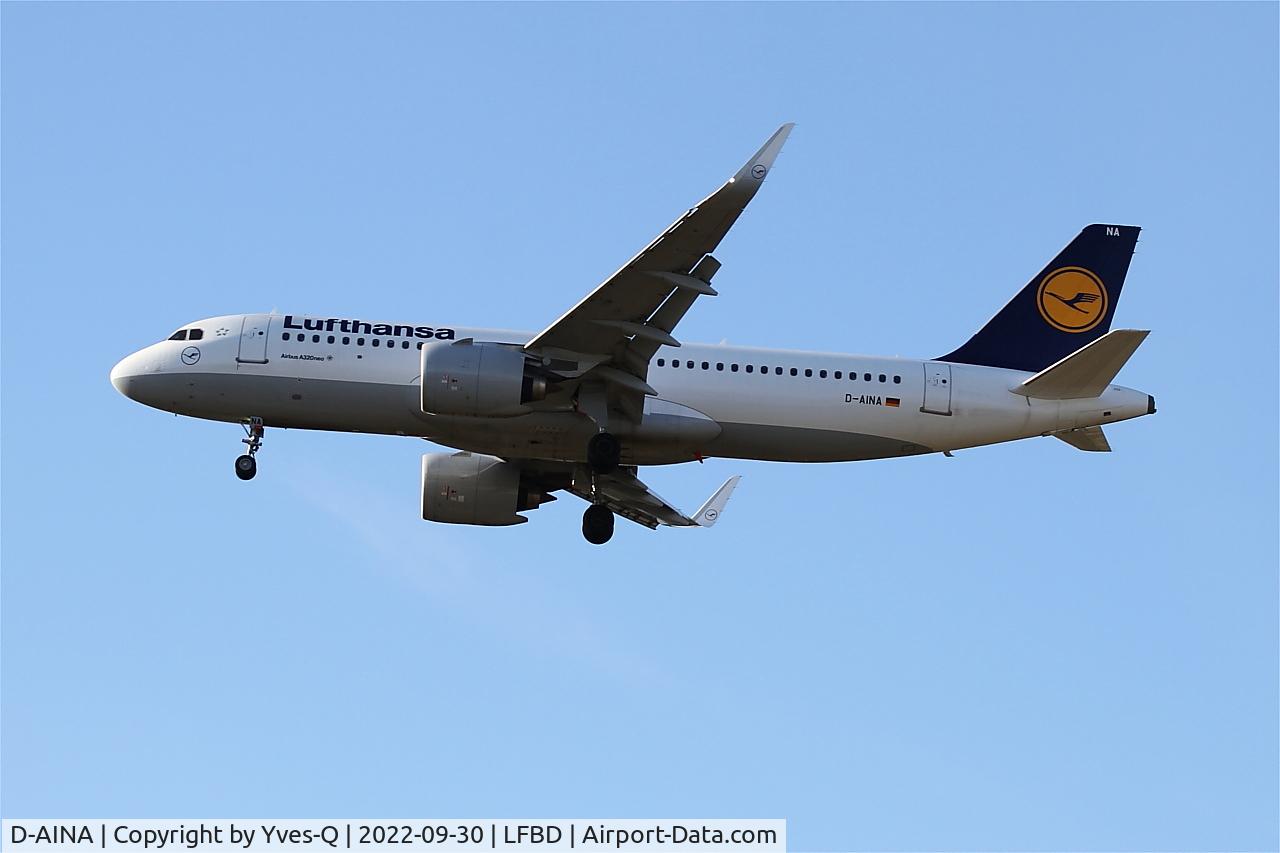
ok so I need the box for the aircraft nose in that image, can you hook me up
[110,356,134,398]
[110,350,151,400]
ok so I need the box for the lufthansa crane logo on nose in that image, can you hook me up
[1036,266,1108,333]
[181,346,201,365]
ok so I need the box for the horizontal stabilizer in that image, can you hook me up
[1014,329,1150,400]
[1053,425,1111,452]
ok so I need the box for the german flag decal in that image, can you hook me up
[845,394,900,408]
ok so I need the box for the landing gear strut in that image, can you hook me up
[582,504,615,545]
[235,417,264,481]
[587,431,621,474]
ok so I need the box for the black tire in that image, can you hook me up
[234,454,257,481]
[587,431,621,474]
[582,504,615,545]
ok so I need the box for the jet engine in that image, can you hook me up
[420,340,547,417]
[421,452,552,526]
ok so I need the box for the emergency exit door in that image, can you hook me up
[922,362,952,416]
[237,314,272,364]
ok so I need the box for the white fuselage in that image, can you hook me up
[110,312,1152,465]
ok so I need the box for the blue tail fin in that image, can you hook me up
[938,224,1141,373]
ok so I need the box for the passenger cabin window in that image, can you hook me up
[819,370,828,378]
[804,368,813,377]
[657,358,665,367]
[893,375,901,384]
[282,332,291,341]
[169,330,188,341]
[716,362,724,371]
[879,374,887,383]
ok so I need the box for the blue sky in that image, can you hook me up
[2,3,1276,849]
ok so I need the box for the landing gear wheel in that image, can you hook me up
[587,431,621,474]
[582,504,615,545]
[236,417,265,481]
[234,454,257,480]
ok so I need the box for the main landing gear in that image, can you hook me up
[235,417,264,481]
[581,431,621,544]
[582,504,615,545]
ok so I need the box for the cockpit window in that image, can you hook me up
[188,328,204,341]
[168,330,188,341]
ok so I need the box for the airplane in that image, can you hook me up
[110,124,1156,544]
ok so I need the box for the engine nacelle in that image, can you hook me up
[421,452,550,526]
[420,340,546,417]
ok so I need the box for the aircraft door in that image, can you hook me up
[237,314,272,364]
[922,362,952,416]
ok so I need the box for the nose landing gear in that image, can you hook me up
[235,417,264,480]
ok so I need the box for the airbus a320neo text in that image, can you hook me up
[112,125,1156,544]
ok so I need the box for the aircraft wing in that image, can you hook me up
[524,124,794,389]
[556,466,741,530]
[514,460,741,530]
